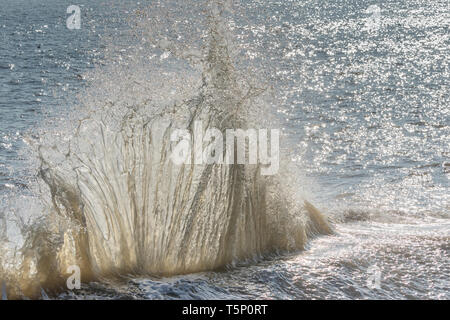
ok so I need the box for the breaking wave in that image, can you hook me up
[0,1,331,298]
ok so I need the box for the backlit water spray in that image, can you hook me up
[0,0,331,298]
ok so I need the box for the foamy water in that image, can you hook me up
[0,0,448,299]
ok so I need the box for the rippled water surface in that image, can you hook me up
[0,0,448,299]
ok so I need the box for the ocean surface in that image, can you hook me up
[0,0,448,299]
